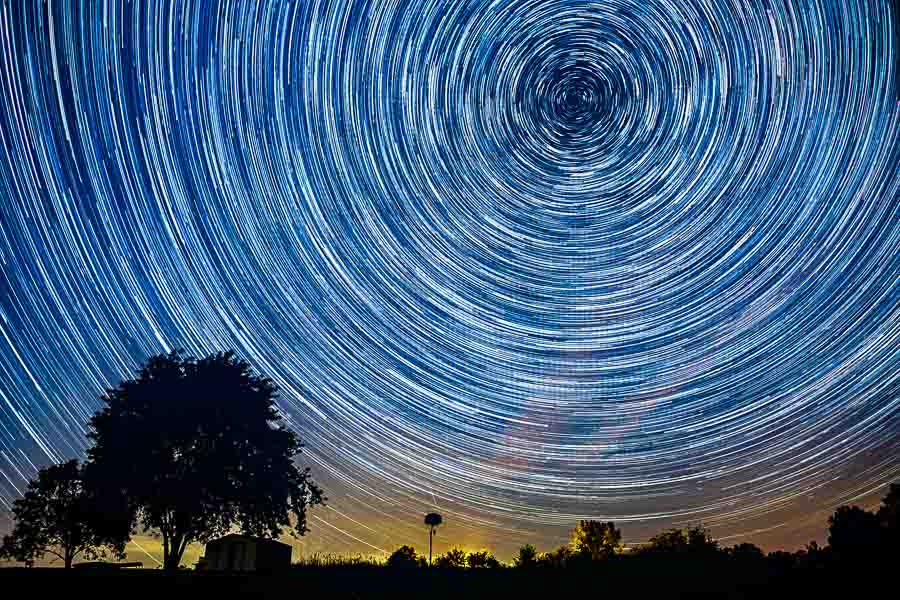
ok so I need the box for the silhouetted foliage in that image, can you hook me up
[827,505,884,558]
[466,549,500,568]
[877,482,899,538]
[570,520,622,560]
[434,547,467,568]
[386,545,424,568]
[725,542,764,562]
[514,544,538,568]
[638,525,719,556]
[292,553,383,568]
[766,550,797,573]
[537,545,573,568]
[424,512,442,565]
[86,350,324,570]
[0,460,128,568]
[793,541,832,570]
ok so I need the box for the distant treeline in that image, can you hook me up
[372,485,897,569]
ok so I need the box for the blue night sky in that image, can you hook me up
[0,1,898,562]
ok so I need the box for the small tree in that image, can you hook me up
[424,512,442,565]
[387,545,424,568]
[434,547,467,568]
[0,460,128,568]
[466,549,500,568]
[86,351,324,570]
[514,544,538,567]
[570,520,622,559]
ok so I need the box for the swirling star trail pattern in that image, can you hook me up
[0,0,898,560]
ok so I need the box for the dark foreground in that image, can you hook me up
[0,559,877,600]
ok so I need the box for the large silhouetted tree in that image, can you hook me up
[86,350,323,570]
[0,460,128,568]
[570,520,622,559]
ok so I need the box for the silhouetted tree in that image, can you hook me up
[827,505,883,557]
[725,542,764,562]
[0,460,128,568]
[877,483,899,538]
[434,547,467,568]
[86,351,324,570]
[794,541,831,570]
[386,545,424,568]
[514,544,538,567]
[766,550,796,573]
[570,520,622,559]
[424,512,442,565]
[639,525,719,555]
[466,549,500,568]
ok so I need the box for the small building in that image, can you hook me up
[201,534,292,572]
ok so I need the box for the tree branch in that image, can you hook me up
[46,549,65,561]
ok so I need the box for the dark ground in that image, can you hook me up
[0,558,876,599]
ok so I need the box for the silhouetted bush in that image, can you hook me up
[434,547,467,568]
[466,550,501,568]
[387,546,425,568]
[636,525,719,556]
[536,545,572,568]
[513,544,538,568]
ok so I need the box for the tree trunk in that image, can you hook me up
[164,533,188,571]
[64,554,73,569]
[162,531,170,570]
[164,550,181,571]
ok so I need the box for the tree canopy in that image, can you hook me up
[434,547,467,568]
[466,549,500,568]
[827,505,884,557]
[639,525,719,555]
[570,520,622,560]
[514,544,538,567]
[386,545,424,568]
[86,350,323,570]
[876,482,899,537]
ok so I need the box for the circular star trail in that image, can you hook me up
[0,1,898,556]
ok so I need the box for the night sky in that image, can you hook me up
[0,1,898,562]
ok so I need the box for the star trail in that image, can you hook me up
[0,1,898,559]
